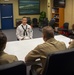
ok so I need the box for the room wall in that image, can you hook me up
[0,0,47,27]
[64,0,74,29]
[0,0,73,29]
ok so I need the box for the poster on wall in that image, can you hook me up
[18,0,40,15]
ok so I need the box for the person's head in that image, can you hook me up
[0,32,7,52]
[22,17,27,25]
[42,26,54,41]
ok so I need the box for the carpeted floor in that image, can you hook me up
[2,27,42,41]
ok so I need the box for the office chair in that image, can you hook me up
[39,18,48,31]
[16,20,22,28]
[32,18,38,27]
[49,18,55,29]
[0,61,26,75]
[69,24,74,39]
[42,18,48,27]
[58,22,69,36]
[27,17,31,25]
[30,48,74,75]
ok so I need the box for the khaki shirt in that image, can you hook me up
[25,38,67,75]
[0,52,18,65]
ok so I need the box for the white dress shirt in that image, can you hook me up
[16,24,33,40]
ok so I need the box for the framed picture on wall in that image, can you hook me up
[18,0,40,15]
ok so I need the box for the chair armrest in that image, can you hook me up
[30,68,37,75]
[26,60,41,66]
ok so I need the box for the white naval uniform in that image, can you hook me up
[16,24,33,40]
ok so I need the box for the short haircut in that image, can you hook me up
[42,26,54,39]
[0,32,7,51]
[22,16,27,19]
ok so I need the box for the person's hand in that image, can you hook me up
[69,41,71,44]
[69,39,74,44]
[21,38,24,40]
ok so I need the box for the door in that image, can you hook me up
[1,4,14,29]
[0,5,1,29]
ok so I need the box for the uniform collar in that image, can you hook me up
[46,38,56,43]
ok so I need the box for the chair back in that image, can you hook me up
[43,48,74,75]
[32,18,38,23]
[63,22,69,30]
[32,18,38,27]
[16,19,22,28]
[27,17,31,25]
[49,18,55,29]
[42,18,48,27]
[0,61,26,75]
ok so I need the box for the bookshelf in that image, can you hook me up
[52,7,64,27]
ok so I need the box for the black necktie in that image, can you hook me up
[22,25,27,36]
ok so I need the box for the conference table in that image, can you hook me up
[4,35,71,61]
